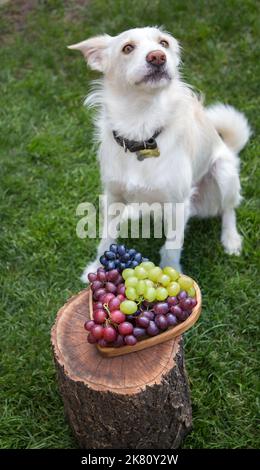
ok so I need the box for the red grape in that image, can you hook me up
[178,291,187,301]
[117,284,126,296]
[88,273,97,283]
[87,332,97,344]
[106,282,117,294]
[108,297,121,311]
[93,309,107,324]
[97,270,107,282]
[103,326,117,342]
[101,293,115,305]
[117,294,126,303]
[93,288,106,301]
[91,325,104,340]
[84,320,95,331]
[106,269,120,282]
[124,335,137,346]
[110,310,126,324]
[118,322,133,336]
[93,301,103,311]
[91,280,103,292]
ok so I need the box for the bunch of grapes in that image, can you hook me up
[85,245,198,348]
[99,243,147,271]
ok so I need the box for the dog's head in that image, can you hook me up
[68,27,180,90]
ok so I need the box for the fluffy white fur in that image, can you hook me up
[68,27,251,282]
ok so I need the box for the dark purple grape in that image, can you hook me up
[176,310,187,322]
[113,334,124,348]
[110,244,118,253]
[105,282,117,294]
[105,250,116,260]
[190,298,197,308]
[153,302,169,315]
[91,280,103,292]
[107,260,116,270]
[125,261,132,268]
[180,298,194,311]
[117,245,126,256]
[147,321,159,336]
[130,260,139,268]
[167,296,178,306]
[134,252,142,263]
[143,310,155,321]
[133,327,146,337]
[155,314,168,330]
[166,313,178,326]
[88,273,97,283]
[122,253,130,262]
[114,274,123,285]
[128,248,136,258]
[178,291,188,301]
[98,338,108,347]
[119,262,126,271]
[136,315,150,328]
[114,259,120,269]
[170,305,182,317]
[124,335,137,346]
[99,255,108,266]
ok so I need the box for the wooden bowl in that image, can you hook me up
[89,281,201,357]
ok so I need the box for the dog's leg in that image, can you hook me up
[81,191,123,282]
[159,200,190,272]
[221,208,242,255]
[212,155,243,256]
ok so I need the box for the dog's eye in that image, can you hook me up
[122,44,135,54]
[159,39,169,48]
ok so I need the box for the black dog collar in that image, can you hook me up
[112,128,162,161]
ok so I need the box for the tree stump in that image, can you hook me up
[51,288,192,449]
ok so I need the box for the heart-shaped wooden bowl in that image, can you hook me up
[89,281,201,357]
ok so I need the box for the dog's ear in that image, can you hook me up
[68,35,111,72]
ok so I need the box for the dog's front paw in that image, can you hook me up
[221,231,243,256]
[81,260,101,283]
[159,246,182,273]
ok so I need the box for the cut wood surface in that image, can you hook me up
[51,288,193,448]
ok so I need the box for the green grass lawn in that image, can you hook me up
[0,0,259,449]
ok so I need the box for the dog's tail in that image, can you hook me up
[206,103,251,153]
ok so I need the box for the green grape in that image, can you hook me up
[157,273,171,287]
[134,265,148,280]
[120,300,138,315]
[144,279,154,288]
[163,266,179,281]
[139,261,155,271]
[125,276,138,288]
[144,286,156,302]
[125,287,138,301]
[122,268,135,280]
[187,286,196,297]
[136,280,146,295]
[167,282,181,296]
[148,266,162,282]
[178,275,193,291]
[156,287,168,301]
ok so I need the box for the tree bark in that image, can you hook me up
[51,288,192,449]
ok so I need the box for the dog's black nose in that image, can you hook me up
[146,50,166,66]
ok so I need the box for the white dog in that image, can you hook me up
[69,27,250,282]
